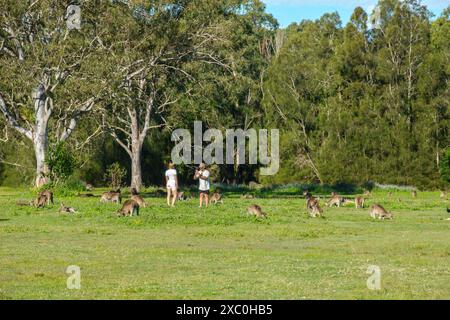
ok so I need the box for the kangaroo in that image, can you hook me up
[412,190,417,198]
[241,194,255,199]
[327,192,343,207]
[303,191,319,211]
[355,196,365,209]
[130,187,139,196]
[16,200,33,206]
[176,192,187,201]
[38,190,54,206]
[440,191,446,199]
[34,194,48,208]
[370,204,393,220]
[210,192,223,205]
[363,190,371,197]
[59,202,76,213]
[342,198,355,206]
[308,202,323,218]
[100,189,122,204]
[131,195,147,208]
[247,204,266,218]
[117,200,140,217]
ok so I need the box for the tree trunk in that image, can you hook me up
[130,111,143,192]
[33,84,50,187]
[130,141,143,192]
[34,134,49,187]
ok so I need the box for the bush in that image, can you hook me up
[105,162,127,189]
[439,148,450,187]
[46,143,77,184]
[32,178,87,197]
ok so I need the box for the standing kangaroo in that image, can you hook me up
[38,190,54,206]
[34,194,48,208]
[355,196,365,209]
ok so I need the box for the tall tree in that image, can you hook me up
[0,0,108,186]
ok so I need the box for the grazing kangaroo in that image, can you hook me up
[327,192,343,207]
[117,200,140,217]
[131,195,147,208]
[247,204,266,218]
[59,203,76,213]
[176,192,187,201]
[210,192,223,205]
[355,196,365,209]
[38,190,54,206]
[370,204,393,220]
[101,189,122,204]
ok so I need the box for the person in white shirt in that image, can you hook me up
[165,162,178,207]
[194,162,210,208]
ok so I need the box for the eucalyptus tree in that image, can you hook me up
[0,0,109,186]
[263,13,343,183]
[100,0,277,190]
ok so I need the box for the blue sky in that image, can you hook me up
[262,0,450,27]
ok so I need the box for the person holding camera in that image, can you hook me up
[194,162,210,208]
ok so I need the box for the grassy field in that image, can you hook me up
[0,187,449,300]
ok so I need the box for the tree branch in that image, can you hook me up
[0,92,33,140]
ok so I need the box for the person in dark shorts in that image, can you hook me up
[194,162,210,208]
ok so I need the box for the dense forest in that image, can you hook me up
[0,0,449,190]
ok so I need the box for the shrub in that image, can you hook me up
[46,143,77,184]
[105,162,127,189]
[439,148,450,187]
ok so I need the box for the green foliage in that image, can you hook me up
[263,1,449,189]
[439,148,450,186]
[46,143,77,183]
[105,162,127,189]
[0,1,448,189]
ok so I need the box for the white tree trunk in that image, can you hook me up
[130,112,143,192]
[33,85,50,187]
[130,142,143,192]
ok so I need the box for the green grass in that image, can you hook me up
[0,187,449,299]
